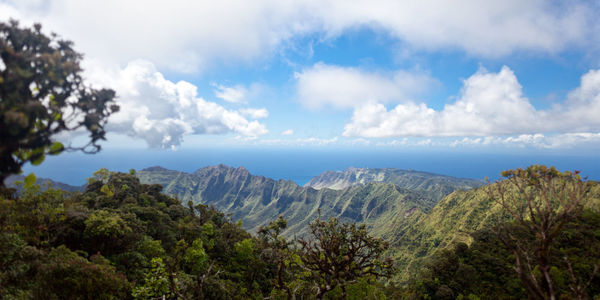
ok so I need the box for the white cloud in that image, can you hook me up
[343,66,600,138]
[2,0,597,73]
[555,69,600,131]
[83,59,268,148]
[306,0,597,57]
[213,83,247,103]
[281,129,294,136]
[240,108,269,119]
[295,63,437,109]
[0,0,319,73]
[446,133,600,149]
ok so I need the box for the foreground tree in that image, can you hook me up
[298,217,395,299]
[0,20,119,186]
[258,216,298,299]
[487,165,596,300]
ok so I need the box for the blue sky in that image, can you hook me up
[3,0,600,154]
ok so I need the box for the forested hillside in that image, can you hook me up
[0,171,394,299]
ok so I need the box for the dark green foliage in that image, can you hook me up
[35,246,131,299]
[257,215,395,299]
[1,170,396,299]
[0,171,274,299]
[0,21,118,186]
[298,217,396,299]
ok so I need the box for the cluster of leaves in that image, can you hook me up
[0,170,395,299]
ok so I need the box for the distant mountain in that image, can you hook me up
[305,167,483,201]
[136,165,444,237]
[5,174,83,193]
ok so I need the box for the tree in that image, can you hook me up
[258,216,299,299]
[297,217,395,299]
[487,165,596,300]
[0,20,119,186]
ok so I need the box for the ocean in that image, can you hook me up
[21,147,600,186]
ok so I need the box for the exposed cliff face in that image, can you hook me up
[136,164,435,237]
[305,167,484,201]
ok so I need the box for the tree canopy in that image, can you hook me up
[0,20,119,186]
[1,171,396,299]
[487,165,596,300]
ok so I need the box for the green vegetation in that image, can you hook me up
[0,171,394,299]
[394,166,600,299]
[387,171,600,284]
[487,166,596,299]
[403,210,600,299]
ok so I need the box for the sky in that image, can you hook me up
[3,0,600,155]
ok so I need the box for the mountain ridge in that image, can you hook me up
[306,166,483,190]
[136,164,481,238]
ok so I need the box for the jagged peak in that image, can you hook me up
[235,166,249,172]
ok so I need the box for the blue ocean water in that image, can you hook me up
[22,147,600,186]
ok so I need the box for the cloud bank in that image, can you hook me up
[1,0,598,72]
[342,66,600,138]
[84,60,268,149]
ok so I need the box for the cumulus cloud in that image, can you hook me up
[213,83,247,103]
[281,129,294,136]
[83,60,268,148]
[343,66,600,138]
[296,63,437,109]
[1,0,598,73]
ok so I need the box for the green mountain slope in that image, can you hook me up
[136,165,438,238]
[305,167,483,201]
[389,181,600,281]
